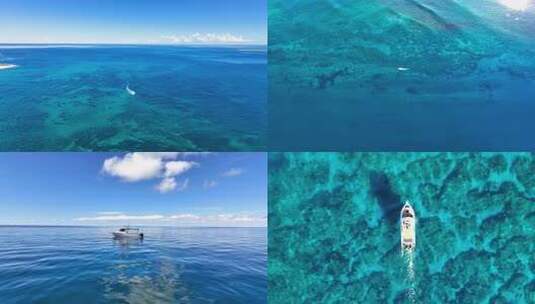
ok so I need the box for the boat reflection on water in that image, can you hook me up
[112,237,144,248]
[103,245,191,303]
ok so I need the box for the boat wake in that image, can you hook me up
[0,52,17,70]
[402,249,416,303]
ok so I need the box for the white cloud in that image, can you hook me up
[102,153,165,182]
[164,161,198,177]
[167,213,267,226]
[211,214,266,223]
[75,214,165,221]
[223,168,244,177]
[156,177,177,193]
[169,214,201,220]
[161,33,248,44]
[102,153,198,193]
[156,178,189,193]
[74,212,267,227]
[203,180,218,189]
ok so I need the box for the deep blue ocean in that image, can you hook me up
[269,0,535,151]
[0,45,266,151]
[0,226,267,304]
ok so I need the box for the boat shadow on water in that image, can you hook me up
[369,171,404,224]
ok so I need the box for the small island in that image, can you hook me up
[0,63,17,70]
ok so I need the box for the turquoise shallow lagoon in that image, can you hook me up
[269,153,535,303]
[0,45,266,151]
[0,226,267,304]
[269,0,535,150]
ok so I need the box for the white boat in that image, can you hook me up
[112,226,144,239]
[0,64,17,70]
[126,84,136,96]
[400,201,416,251]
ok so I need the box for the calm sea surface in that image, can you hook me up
[269,0,535,150]
[0,45,266,151]
[0,226,267,304]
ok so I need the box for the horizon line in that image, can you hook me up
[0,224,267,228]
[0,42,267,46]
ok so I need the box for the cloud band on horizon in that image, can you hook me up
[74,212,267,227]
[160,33,250,44]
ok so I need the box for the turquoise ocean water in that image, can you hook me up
[0,226,267,304]
[0,45,266,151]
[269,0,535,150]
[269,153,535,303]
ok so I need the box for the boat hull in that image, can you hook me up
[400,202,416,251]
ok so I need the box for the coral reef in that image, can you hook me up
[269,0,535,150]
[0,46,267,151]
[269,153,535,303]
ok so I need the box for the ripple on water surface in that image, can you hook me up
[269,0,535,150]
[0,227,267,304]
[0,46,267,151]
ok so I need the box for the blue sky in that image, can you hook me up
[0,152,267,227]
[0,0,266,44]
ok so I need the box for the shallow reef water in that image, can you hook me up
[269,152,535,303]
[0,45,266,151]
[269,0,535,150]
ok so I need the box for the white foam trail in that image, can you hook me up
[402,249,416,303]
[126,84,136,96]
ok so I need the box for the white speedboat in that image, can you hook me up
[400,201,416,251]
[112,226,144,239]
[126,84,136,96]
[0,63,17,70]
